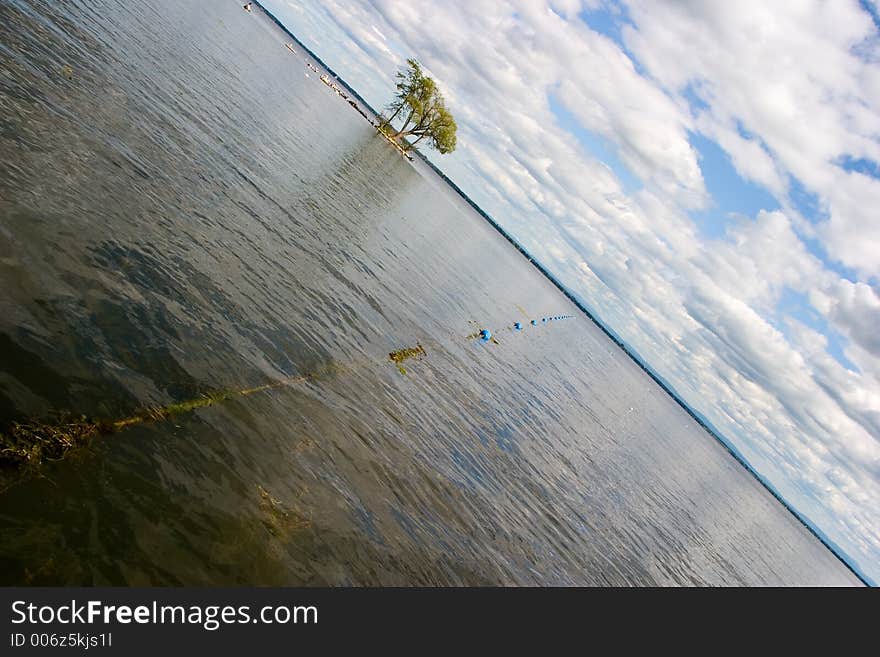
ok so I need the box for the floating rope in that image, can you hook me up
[0,313,573,476]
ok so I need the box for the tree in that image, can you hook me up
[379,59,457,155]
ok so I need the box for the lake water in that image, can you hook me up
[0,0,861,585]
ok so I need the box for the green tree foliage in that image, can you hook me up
[380,58,457,155]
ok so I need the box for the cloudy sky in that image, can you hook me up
[263,0,880,583]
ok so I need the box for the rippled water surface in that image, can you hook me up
[0,0,861,585]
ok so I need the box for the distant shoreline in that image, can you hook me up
[252,1,411,159]
[249,0,871,587]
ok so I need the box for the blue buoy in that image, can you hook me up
[530,320,537,326]
[514,322,522,330]
[542,317,547,323]
[479,329,492,342]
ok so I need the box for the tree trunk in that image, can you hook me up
[394,127,428,139]
[381,104,403,128]
[395,107,416,136]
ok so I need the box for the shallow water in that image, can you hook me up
[0,0,861,585]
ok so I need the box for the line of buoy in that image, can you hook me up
[470,313,573,346]
[1,313,574,480]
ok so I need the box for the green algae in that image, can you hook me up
[0,414,108,468]
[389,344,426,363]
[258,484,311,537]
[0,378,307,472]
[0,343,429,474]
[389,343,426,374]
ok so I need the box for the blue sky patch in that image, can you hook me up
[548,93,642,193]
[836,154,880,179]
[577,4,626,44]
[682,82,710,115]
[688,131,780,238]
[788,174,827,223]
[776,288,859,372]
[799,234,861,284]
[858,0,880,30]
[576,3,647,77]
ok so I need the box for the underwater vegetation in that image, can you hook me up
[388,343,427,374]
[0,374,311,476]
[0,384,289,474]
[258,484,312,536]
[388,344,426,363]
[0,347,423,475]
[0,313,571,481]
[0,414,111,468]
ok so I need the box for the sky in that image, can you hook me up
[263,0,880,584]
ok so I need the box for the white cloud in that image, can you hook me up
[623,0,880,278]
[825,279,880,358]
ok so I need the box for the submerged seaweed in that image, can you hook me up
[0,381,300,472]
[388,344,426,363]
[0,415,108,468]
[0,345,428,474]
[258,484,311,537]
[389,343,426,374]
